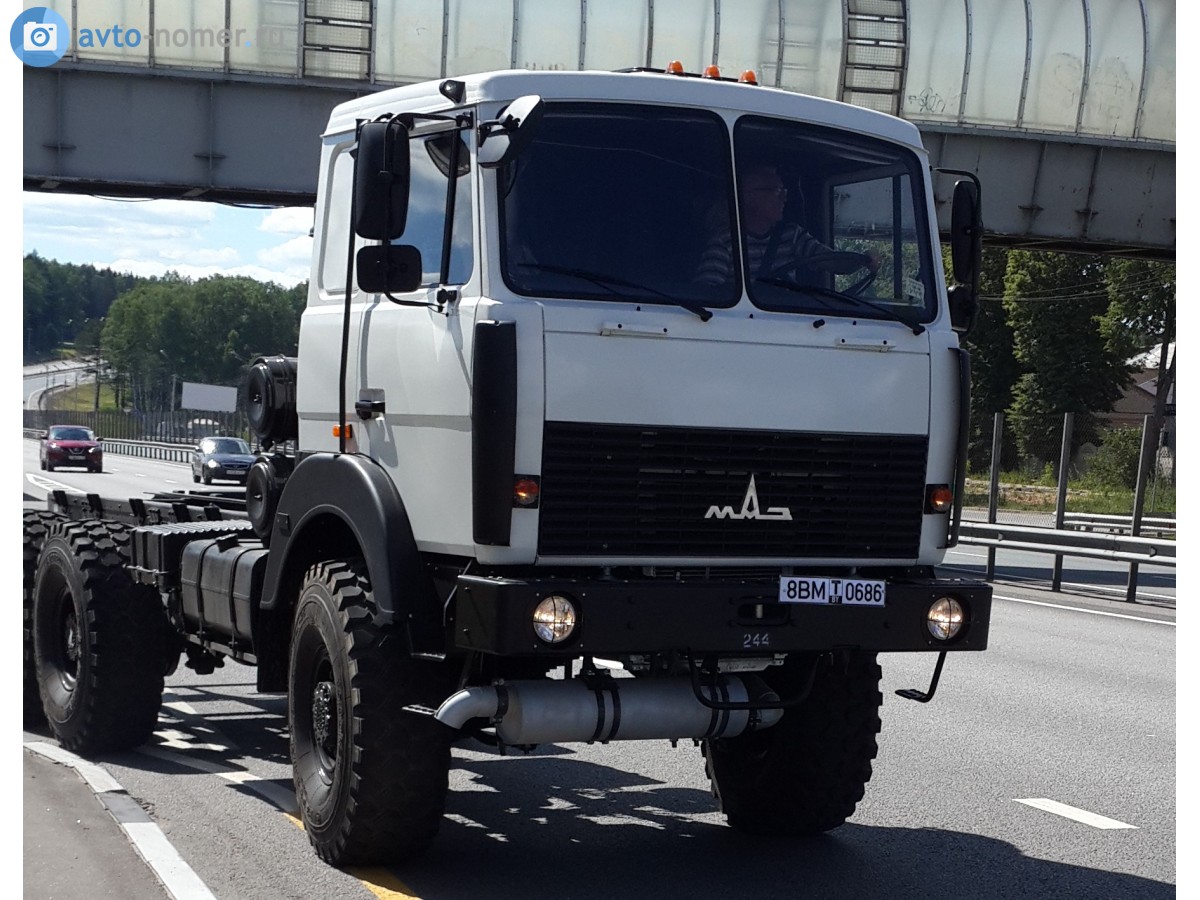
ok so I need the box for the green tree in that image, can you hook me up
[1003,251,1130,470]
[23,253,147,361]
[1100,258,1174,418]
[101,273,303,410]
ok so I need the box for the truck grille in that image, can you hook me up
[538,421,927,558]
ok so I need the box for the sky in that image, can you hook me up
[22,193,314,287]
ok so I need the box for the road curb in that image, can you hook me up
[24,741,217,900]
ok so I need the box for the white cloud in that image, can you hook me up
[160,246,241,265]
[257,235,313,283]
[105,257,307,287]
[259,207,313,235]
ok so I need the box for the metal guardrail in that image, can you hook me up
[101,438,193,464]
[957,521,1174,568]
[1061,512,1176,536]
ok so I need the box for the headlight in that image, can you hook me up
[207,459,219,468]
[927,596,965,641]
[532,595,577,644]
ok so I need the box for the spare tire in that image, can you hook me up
[245,356,298,448]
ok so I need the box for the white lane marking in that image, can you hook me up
[994,594,1175,626]
[137,744,299,814]
[163,696,200,715]
[24,741,219,900]
[1014,798,1137,830]
[26,473,73,492]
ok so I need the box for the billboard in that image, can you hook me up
[180,381,238,412]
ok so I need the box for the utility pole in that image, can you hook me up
[93,318,104,413]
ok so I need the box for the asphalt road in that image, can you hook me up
[22,447,1178,899]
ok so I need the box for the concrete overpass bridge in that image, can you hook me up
[23,0,1175,259]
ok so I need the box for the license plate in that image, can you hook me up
[779,577,886,606]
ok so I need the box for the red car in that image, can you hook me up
[40,425,104,473]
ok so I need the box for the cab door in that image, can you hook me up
[354,122,482,554]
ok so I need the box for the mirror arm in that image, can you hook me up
[438,120,463,289]
[934,167,979,186]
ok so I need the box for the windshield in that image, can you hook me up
[208,438,251,454]
[49,427,92,441]
[499,103,738,308]
[731,116,936,322]
[497,103,936,325]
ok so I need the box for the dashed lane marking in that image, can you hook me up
[1014,798,1137,830]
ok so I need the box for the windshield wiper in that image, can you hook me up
[516,263,713,322]
[755,278,926,335]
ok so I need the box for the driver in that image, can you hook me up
[697,163,879,285]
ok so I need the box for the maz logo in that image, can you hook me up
[704,475,793,521]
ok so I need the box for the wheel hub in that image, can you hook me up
[312,680,337,758]
[60,607,80,682]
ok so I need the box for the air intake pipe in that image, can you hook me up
[435,674,783,745]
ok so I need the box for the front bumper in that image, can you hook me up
[47,449,102,467]
[453,573,991,657]
[207,465,248,480]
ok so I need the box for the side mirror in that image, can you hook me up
[950,177,982,290]
[478,95,545,169]
[356,245,423,294]
[353,119,410,240]
[947,284,978,334]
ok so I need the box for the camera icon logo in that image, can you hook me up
[24,21,56,51]
[10,7,68,66]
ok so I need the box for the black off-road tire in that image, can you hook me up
[23,510,66,727]
[289,559,458,865]
[703,651,883,835]
[33,519,168,755]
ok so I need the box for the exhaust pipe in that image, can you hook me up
[435,674,783,744]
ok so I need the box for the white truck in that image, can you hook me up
[25,65,991,866]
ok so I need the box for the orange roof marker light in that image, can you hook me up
[665,59,685,75]
[739,69,758,85]
[703,65,721,79]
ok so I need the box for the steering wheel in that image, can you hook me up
[766,250,877,297]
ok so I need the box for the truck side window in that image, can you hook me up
[831,173,926,309]
[318,146,355,295]
[397,129,474,287]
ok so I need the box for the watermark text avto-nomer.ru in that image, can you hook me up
[73,23,290,51]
